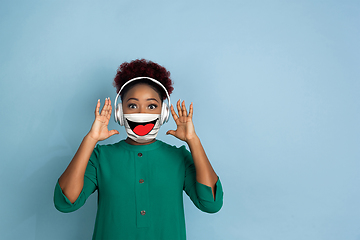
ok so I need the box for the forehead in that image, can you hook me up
[122,83,161,100]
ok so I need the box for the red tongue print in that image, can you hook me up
[133,123,155,136]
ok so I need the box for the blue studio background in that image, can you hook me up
[1,1,359,239]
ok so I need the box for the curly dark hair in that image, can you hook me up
[113,59,174,101]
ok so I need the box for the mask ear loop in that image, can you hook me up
[114,77,171,125]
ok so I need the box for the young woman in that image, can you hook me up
[54,59,223,240]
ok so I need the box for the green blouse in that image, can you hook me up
[54,140,223,240]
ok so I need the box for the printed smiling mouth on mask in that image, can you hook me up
[126,118,158,136]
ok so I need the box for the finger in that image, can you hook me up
[170,105,179,121]
[166,130,176,136]
[106,105,112,120]
[107,99,113,119]
[109,129,119,136]
[177,99,182,117]
[95,99,100,116]
[188,102,193,118]
[100,98,105,116]
[105,98,111,117]
[101,98,109,116]
[182,100,187,116]
[170,104,179,118]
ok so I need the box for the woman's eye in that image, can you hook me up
[148,104,157,110]
[128,104,137,109]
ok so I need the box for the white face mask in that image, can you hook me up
[123,113,161,143]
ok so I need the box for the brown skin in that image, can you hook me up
[58,84,218,203]
[166,100,219,199]
[58,97,118,203]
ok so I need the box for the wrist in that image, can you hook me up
[85,132,99,144]
[186,134,200,146]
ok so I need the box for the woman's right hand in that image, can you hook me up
[88,98,119,141]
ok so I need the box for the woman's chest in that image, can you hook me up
[96,150,186,196]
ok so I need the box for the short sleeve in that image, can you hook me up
[182,146,224,213]
[53,145,99,213]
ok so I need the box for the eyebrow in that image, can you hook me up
[126,98,159,103]
[146,98,159,103]
[126,98,139,102]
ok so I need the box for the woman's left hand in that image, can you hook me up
[166,100,198,143]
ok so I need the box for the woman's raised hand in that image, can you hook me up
[166,100,197,143]
[88,98,119,142]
